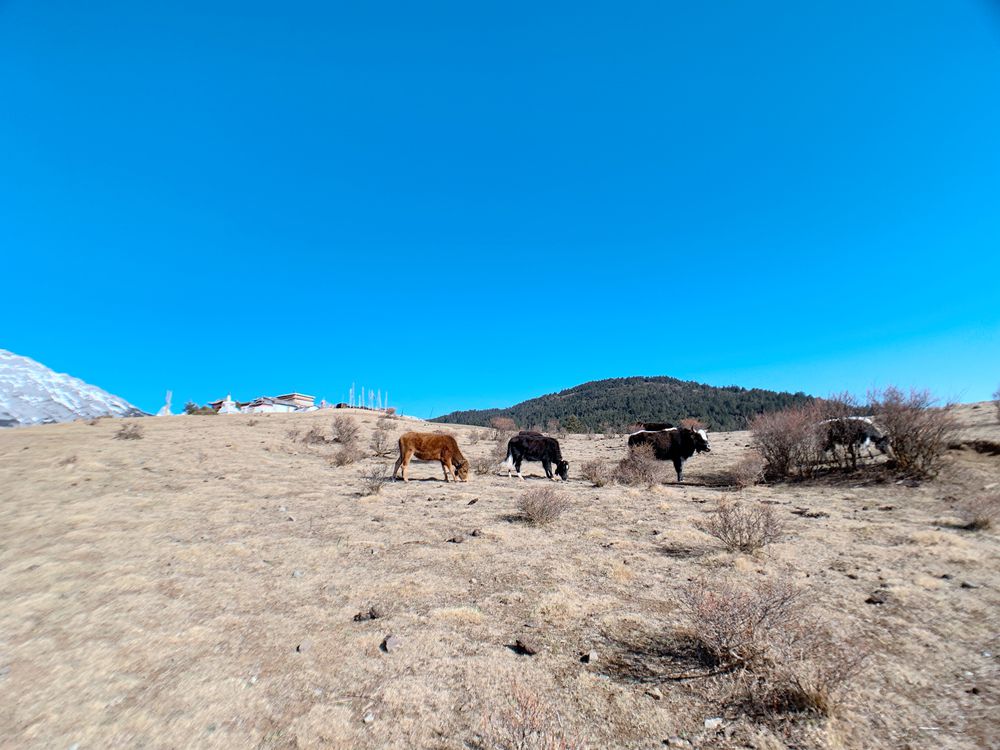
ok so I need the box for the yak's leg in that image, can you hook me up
[392,453,404,481]
[542,459,554,480]
[515,459,525,480]
[673,457,684,482]
[401,449,414,482]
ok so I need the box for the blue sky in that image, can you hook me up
[2,1,998,417]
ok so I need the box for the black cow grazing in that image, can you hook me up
[820,417,890,467]
[505,433,569,481]
[627,427,711,482]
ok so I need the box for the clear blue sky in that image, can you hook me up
[2,1,998,417]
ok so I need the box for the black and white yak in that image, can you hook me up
[505,433,569,481]
[820,416,890,467]
[627,426,711,482]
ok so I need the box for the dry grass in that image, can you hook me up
[729,452,766,489]
[114,422,144,440]
[301,424,328,445]
[612,443,662,487]
[331,445,361,466]
[517,487,569,526]
[481,681,584,750]
[1,402,997,749]
[696,500,784,552]
[580,459,610,487]
[955,493,999,530]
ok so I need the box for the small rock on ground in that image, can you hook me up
[382,634,402,653]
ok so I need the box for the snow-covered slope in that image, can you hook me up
[0,349,146,427]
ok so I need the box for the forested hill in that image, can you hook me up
[431,376,814,432]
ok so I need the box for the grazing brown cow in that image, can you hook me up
[393,431,470,482]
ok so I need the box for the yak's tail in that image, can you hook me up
[504,448,515,467]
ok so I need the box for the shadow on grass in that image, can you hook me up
[597,621,723,686]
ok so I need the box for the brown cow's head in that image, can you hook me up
[454,458,470,482]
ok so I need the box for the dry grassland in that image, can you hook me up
[0,404,997,749]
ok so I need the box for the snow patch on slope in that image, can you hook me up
[0,349,146,427]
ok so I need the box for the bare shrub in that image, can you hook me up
[474,455,498,475]
[680,577,865,715]
[481,681,584,750]
[750,403,824,480]
[870,386,957,477]
[114,422,144,440]
[993,384,1000,422]
[331,445,361,467]
[682,577,801,667]
[581,459,611,487]
[490,416,518,440]
[376,416,394,431]
[467,429,482,445]
[370,428,394,457]
[696,500,784,552]
[247,418,258,426]
[384,406,397,416]
[360,462,390,495]
[729,452,765,489]
[332,415,360,447]
[286,428,301,442]
[301,425,328,445]
[613,443,662,487]
[680,417,706,431]
[518,487,569,526]
[956,494,999,531]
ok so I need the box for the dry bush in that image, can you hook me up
[474,455,498,476]
[750,403,824,480]
[467,429,482,445]
[680,577,865,716]
[518,487,569,526]
[384,406,397,416]
[360,462,390,495]
[331,445,361,467]
[682,577,800,667]
[730,452,766,489]
[370,428,394,457]
[114,422,144,440]
[613,443,662,487]
[680,417,706,430]
[247,418,258,426]
[332,415,360,447]
[301,425,328,445]
[376,416,394,431]
[581,459,611,487]
[286,428,301,442]
[956,494,999,530]
[490,416,518,440]
[870,386,957,477]
[696,500,784,552]
[481,681,584,750]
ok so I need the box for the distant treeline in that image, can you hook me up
[432,376,815,432]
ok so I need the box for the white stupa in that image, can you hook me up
[218,393,240,414]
